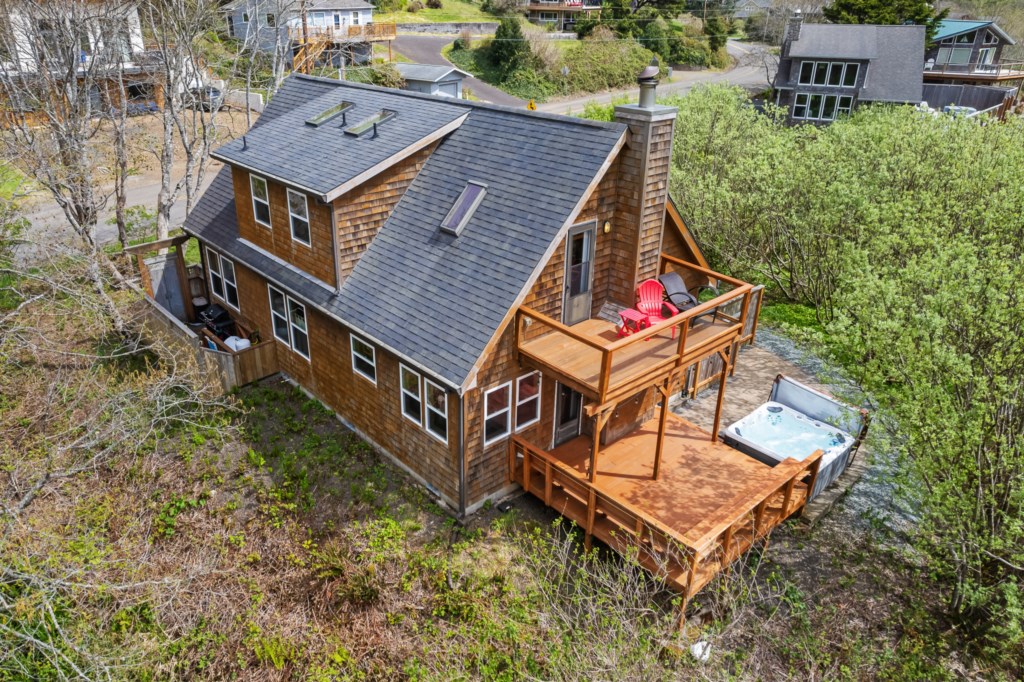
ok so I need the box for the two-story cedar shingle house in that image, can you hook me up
[773,15,925,124]
[177,72,821,614]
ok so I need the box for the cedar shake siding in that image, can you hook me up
[335,142,438,281]
[232,168,338,288]
[229,257,462,503]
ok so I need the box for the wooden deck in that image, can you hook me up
[516,255,757,409]
[519,316,736,403]
[509,413,822,612]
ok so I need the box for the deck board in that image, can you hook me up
[549,413,782,537]
[519,317,736,397]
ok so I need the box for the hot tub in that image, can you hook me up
[721,376,869,501]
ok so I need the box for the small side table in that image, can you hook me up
[617,308,648,337]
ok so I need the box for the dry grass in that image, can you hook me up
[0,270,997,680]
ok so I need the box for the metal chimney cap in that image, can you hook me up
[638,57,660,83]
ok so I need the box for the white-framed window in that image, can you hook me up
[287,189,311,246]
[936,47,972,66]
[250,174,271,227]
[268,285,289,343]
[400,364,423,426]
[793,93,852,121]
[350,334,376,384]
[333,13,341,28]
[288,298,309,360]
[266,284,310,360]
[483,382,512,446]
[206,247,239,310]
[984,30,998,45]
[425,380,448,444]
[798,61,859,87]
[942,31,976,45]
[515,372,541,431]
[352,11,360,25]
[538,11,557,22]
[266,13,275,26]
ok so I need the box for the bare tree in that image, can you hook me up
[137,0,222,239]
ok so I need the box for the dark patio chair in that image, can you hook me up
[658,270,720,324]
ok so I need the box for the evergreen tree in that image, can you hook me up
[704,15,728,52]
[824,0,949,43]
[491,18,531,78]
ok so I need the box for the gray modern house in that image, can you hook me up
[395,64,471,99]
[772,15,925,124]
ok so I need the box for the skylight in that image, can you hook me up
[305,100,354,127]
[440,182,487,236]
[344,109,396,137]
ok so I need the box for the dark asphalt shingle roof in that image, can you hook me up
[785,24,925,103]
[187,75,626,390]
[213,76,470,198]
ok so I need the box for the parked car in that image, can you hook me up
[186,86,223,112]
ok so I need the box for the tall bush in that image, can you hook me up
[656,86,1024,661]
[491,18,531,78]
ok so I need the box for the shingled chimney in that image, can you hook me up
[613,59,679,289]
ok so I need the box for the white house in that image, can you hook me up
[225,0,375,56]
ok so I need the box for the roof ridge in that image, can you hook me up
[291,73,627,132]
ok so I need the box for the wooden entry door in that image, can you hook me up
[554,382,583,446]
[563,221,596,326]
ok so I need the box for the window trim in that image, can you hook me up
[350,333,377,385]
[250,174,272,228]
[267,285,289,344]
[400,364,423,426]
[286,188,312,247]
[287,297,310,361]
[266,284,310,361]
[515,371,541,432]
[483,381,512,447]
[206,247,239,311]
[798,61,860,88]
[424,379,448,445]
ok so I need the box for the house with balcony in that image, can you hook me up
[0,0,176,117]
[154,68,835,621]
[925,19,1018,79]
[520,0,602,32]
[225,0,395,71]
[772,15,925,124]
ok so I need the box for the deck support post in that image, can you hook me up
[653,379,671,481]
[710,348,730,442]
[588,409,612,483]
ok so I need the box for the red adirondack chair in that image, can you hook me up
[636,279,679,338]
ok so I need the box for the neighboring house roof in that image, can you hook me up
[933,19,1016,45]
[186,74,626,391]
[786,24,925,103]
[224,0,374,13]
[395,63,472,83]
[212,77,469,200]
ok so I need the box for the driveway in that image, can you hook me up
[393,35,526,107]
[539,40,772,114]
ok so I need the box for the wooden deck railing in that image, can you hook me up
[288,23,397,43]
[516,257,755,409]
[508,435,823,611]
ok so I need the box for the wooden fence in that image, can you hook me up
[138,292,279,395]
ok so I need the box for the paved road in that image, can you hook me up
[393,35,769,112]
[19,165,219,261]
[541,40,770,114]
[393,35,526,107]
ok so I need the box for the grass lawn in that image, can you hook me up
[0,163,29,199]
[374,0,498,24]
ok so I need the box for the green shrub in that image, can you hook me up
[407,0,423,11]
[426,0,442,8]
[491,17,530,78]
